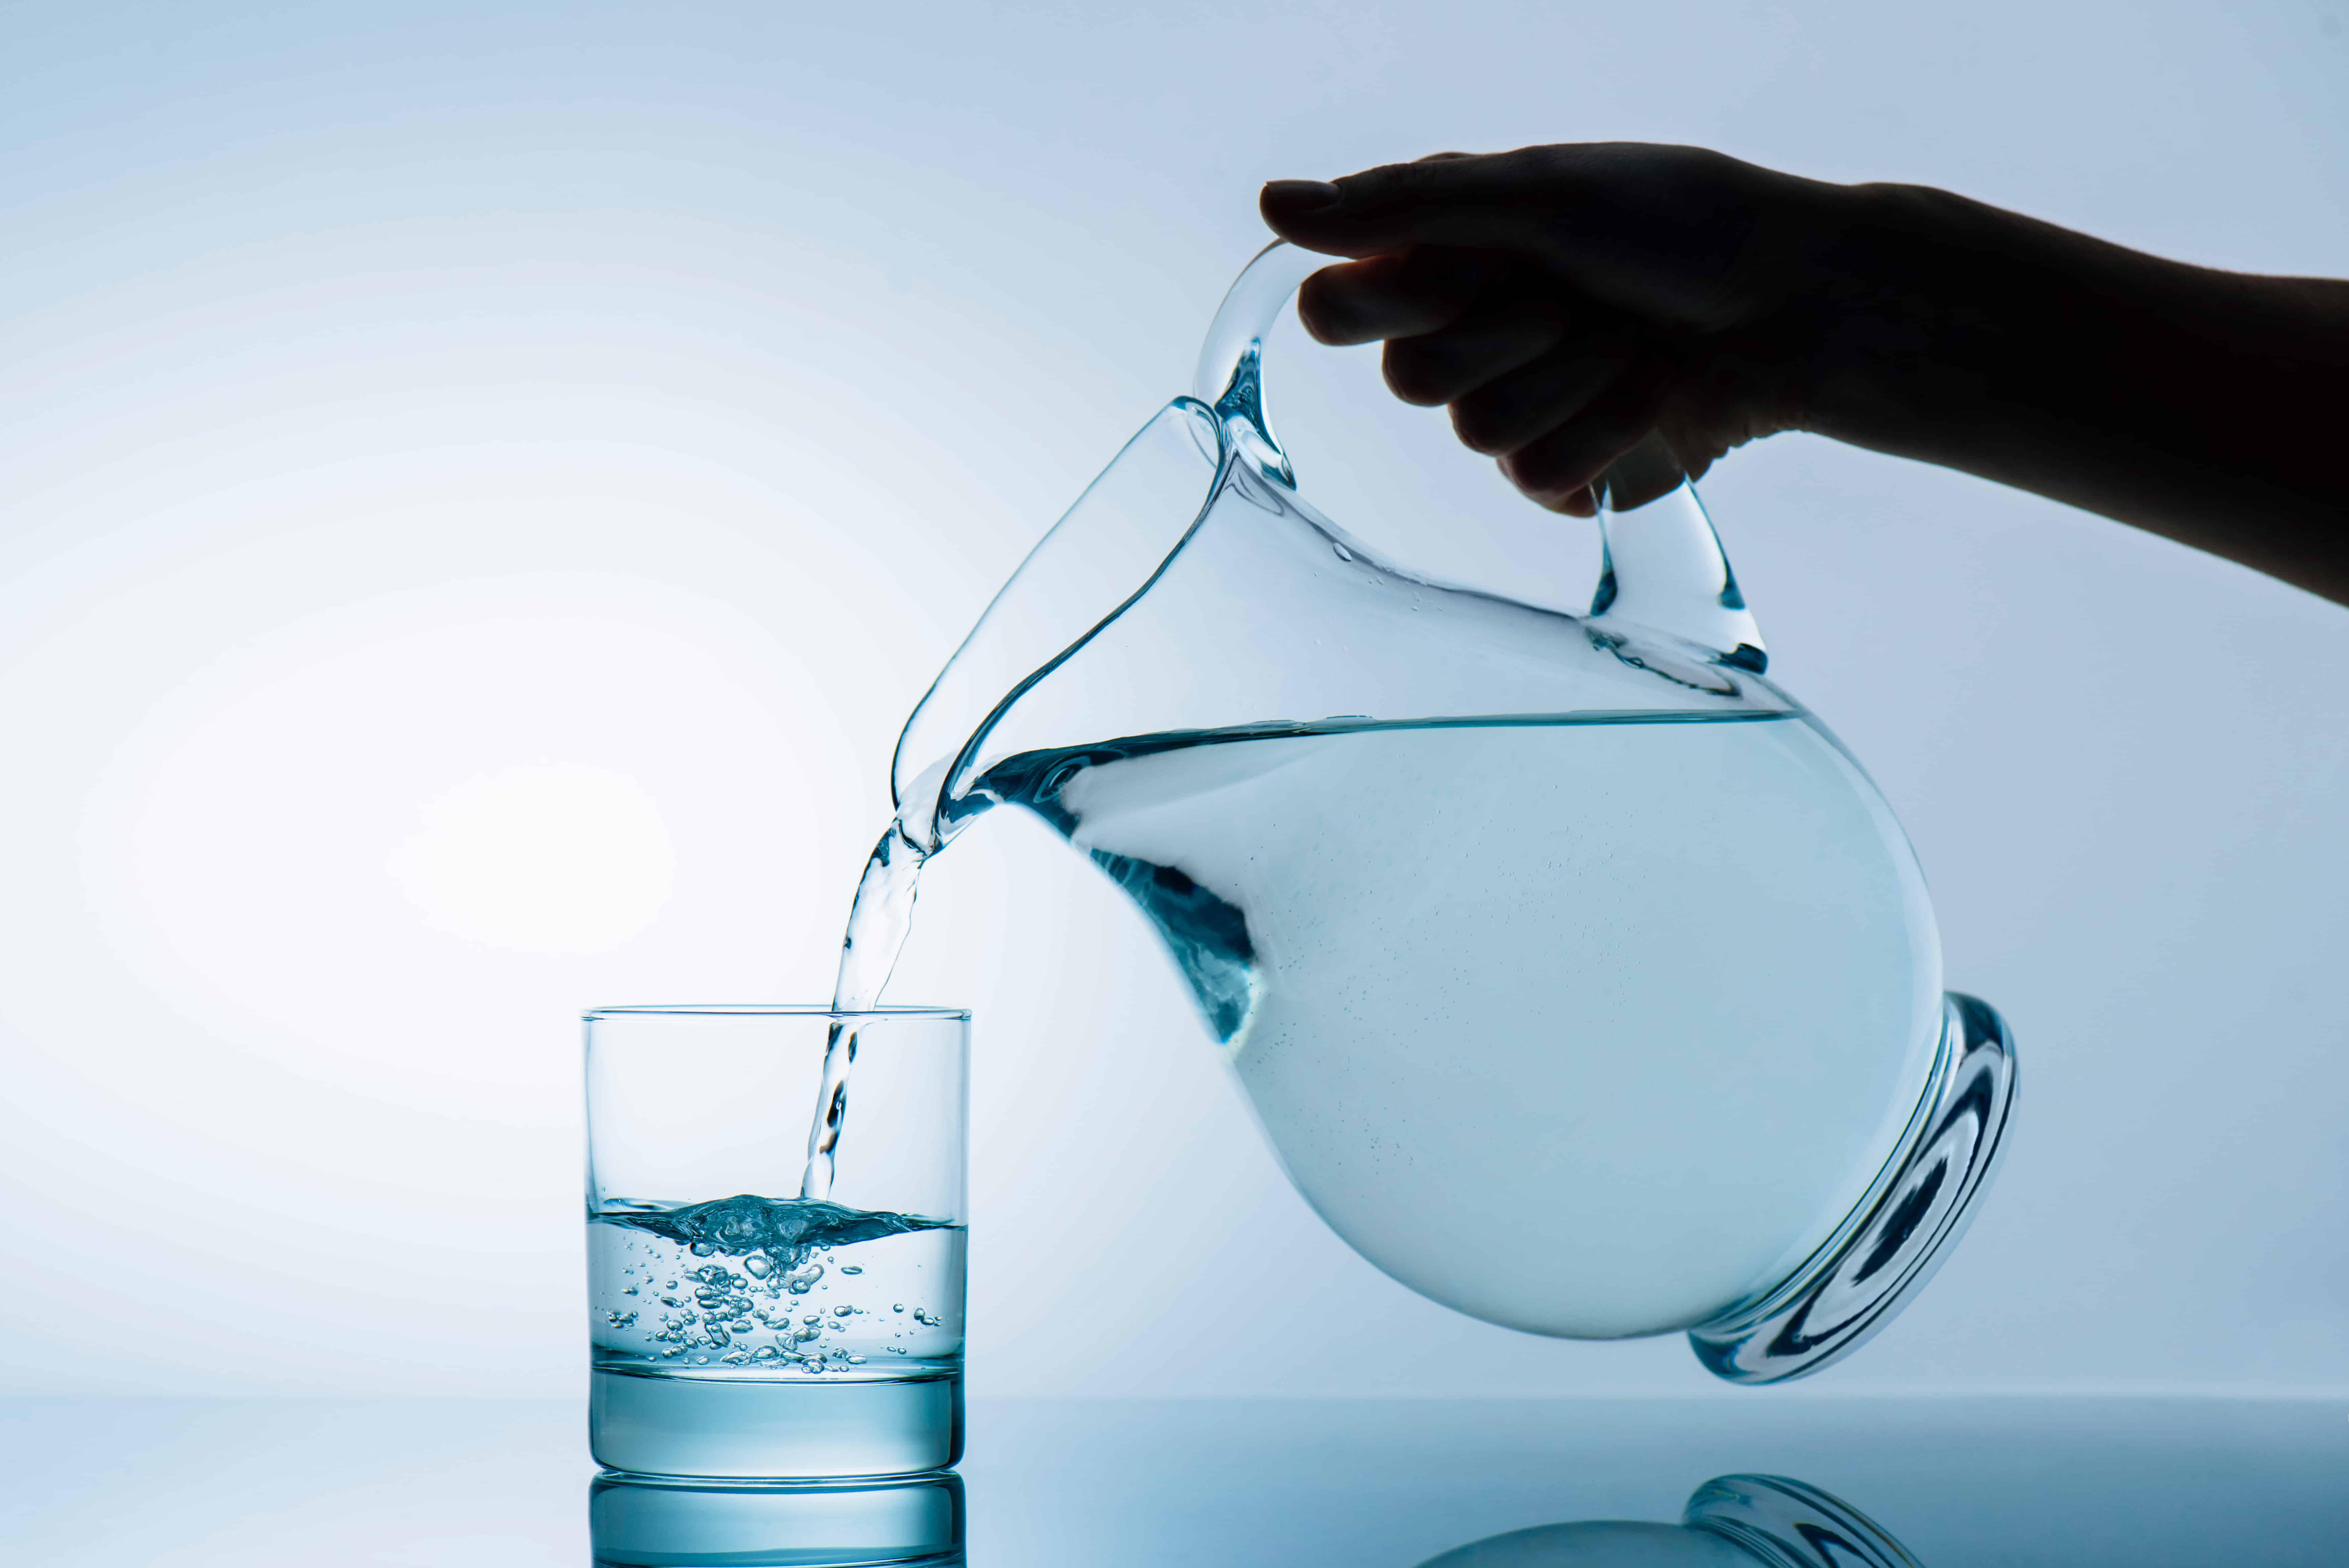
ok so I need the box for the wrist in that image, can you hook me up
[1770,179,1996,446]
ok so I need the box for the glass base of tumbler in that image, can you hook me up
[591,1368,964,1480]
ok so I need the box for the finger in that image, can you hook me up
[1595,433,1694,511]
[1294,248,1502,346]
[1448,343,1625,457]
[1262,148,1563,259]
[1382,298,1569,406]
[1495,372,1672,509]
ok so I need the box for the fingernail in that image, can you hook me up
[1262,179,1341,213]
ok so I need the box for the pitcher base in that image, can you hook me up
[1689,991,2018,1383]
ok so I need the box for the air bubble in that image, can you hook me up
[841,1265,863,1275]
[743,1255,775,1279]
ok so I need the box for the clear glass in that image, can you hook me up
[588,1471,965,1568]
[857,241,2015,1382]
[585,1005,969,1479]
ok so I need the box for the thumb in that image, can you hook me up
[1260,152,1555,259]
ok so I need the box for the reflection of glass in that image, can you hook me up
[1417,1474,1919,1567]
[585,1006,969,1479]
[589,1471,965,1567]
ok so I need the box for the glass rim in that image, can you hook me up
[583,1003,970,1021]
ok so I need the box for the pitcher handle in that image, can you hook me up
[1193,243,1320,409]
[1193,241,1766,669]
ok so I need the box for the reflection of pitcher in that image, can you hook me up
[870,241,2016,1382]
[1419,1474,1921,1567]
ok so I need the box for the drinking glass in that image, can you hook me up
[585,1005,969,1478]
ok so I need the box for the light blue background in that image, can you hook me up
[1,1,2343,1399]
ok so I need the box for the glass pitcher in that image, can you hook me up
[885,241,2016,1383]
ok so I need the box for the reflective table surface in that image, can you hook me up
[5,1395,2344,1564]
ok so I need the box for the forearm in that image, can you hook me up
[1798,183,2349,602]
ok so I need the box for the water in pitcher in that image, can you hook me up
[815,706,1942,1340]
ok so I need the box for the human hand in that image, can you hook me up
[1259,145,1855,516]
[1265,144,2349,602]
